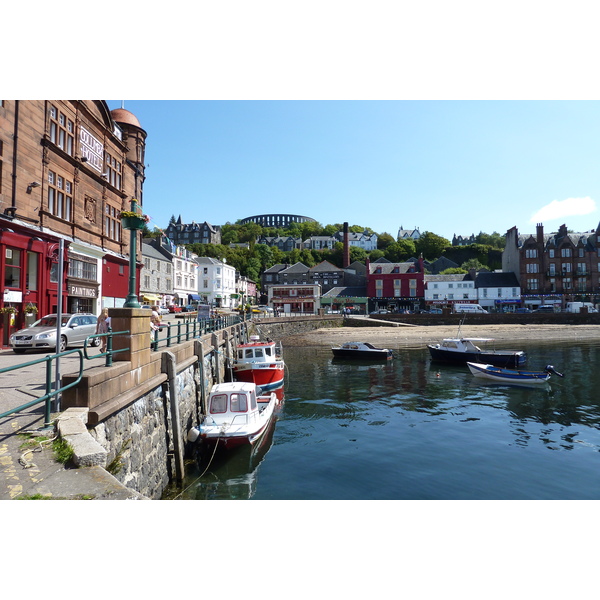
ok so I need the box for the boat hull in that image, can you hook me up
[233,364,285,390]
[332,349,392,360]
[428,345,526,368]
[467,362,550,384]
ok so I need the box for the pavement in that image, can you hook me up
[0,348,146,500]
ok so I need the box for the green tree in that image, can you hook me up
[384,239,416,262]
[415,232,451,260]
[377,232,395,249]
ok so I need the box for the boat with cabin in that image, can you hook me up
[428,337,526,368]
[233,335,285,390]
[331,341,393,360]
[189,381,280,451]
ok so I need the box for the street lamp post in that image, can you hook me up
[123,198,141,308]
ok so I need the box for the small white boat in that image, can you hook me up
[190,381,280,451]
[467,362,563,384]
[331,341,393,360]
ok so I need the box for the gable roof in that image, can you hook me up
[475,271,520,288]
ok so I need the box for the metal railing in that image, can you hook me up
[151,314,242,351]
[0,316,243,426]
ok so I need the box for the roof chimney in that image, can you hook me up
[343,222,350,268]
[536,223,544,243]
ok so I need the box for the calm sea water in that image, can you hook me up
[168,339,600,500]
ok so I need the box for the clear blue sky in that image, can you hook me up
[107,100,600,242]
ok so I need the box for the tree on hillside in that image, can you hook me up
[377,232,395,249]
[384,239,416,262]
[461,258,485,271]
[415,232,451,260]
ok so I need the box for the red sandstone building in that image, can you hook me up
[0,101,146,346]
[366,257,426,312]
[503,222,600,309]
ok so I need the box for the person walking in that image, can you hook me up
[96,307,111,352]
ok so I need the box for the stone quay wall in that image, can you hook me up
[61,308,248,499]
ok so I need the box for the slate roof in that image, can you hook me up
[322,286,367,298]
[475,272,520,288]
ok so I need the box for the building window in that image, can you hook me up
[549,249,555,258]
[104,204,121,242]
[561,247,572,257]
[47,171,73,221]
[104,152,122,189]
[564,278,572,289]
[68,255,97,280]
[525,248,538,258]
[527,278,539,290]
[49,105,74,155]
[4,248,21,288]
[526,263,539,273]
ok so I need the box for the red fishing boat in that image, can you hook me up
[233,335,285,391]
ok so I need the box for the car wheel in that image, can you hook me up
[91,336,101,347]
[59,336,68,352]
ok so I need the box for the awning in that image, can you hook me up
[142,294,160,302]
[188,294,201,301]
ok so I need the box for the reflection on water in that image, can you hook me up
[167,340,600,500]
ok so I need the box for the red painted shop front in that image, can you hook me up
[0,228,67,347]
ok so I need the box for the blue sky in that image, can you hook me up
[107,100,600,242]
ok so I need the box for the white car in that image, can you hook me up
[10,313,100,353]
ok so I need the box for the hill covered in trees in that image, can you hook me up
[146,218,506,288]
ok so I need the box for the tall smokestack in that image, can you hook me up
[343,222,350,268]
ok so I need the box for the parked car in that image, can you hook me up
[258,305,274,313]
[370,309,390,314]
[533,305,556,313]
[182,305,197,312]
[168,305,182,313]
[429,308,443,314]
[158,306,170,315]
[515,307,532,313]
[9,313,100,353]
[140,304,151,310]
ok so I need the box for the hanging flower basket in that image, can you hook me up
[120,210,150,230]
[25,303,38,315]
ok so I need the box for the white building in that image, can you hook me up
[196,256,237,308]
[474,272,521,312]
[172,245,199,307]
[424,274,477,307]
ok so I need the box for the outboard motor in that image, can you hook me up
[544,365,564,378]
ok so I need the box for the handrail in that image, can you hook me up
[0,348,85,427]
[0,315,240,426]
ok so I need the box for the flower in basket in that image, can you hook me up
[0,306,17,314]
[119,210,150,223]
[25,303,38,314]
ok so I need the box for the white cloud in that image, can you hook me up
[529,196,597,223]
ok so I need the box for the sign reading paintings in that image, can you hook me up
[79,126,104,173]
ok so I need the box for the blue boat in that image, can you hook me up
[467,362,563,385]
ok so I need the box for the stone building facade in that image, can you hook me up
[503,222,600,308]
[0,101,146,344]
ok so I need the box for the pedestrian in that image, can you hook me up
[96,307,111,352]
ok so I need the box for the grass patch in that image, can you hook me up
[52,437,74,464]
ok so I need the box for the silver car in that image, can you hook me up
[9,313,100,353]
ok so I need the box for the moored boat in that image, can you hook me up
[189,381,280,451]
[428,337,526,368]
[233,335,285,390]
[331,341,393,360]
[467,361,563,384]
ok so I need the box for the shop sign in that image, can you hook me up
[3,290,22,302]
[68,283,98,298]
[80,126,104,173]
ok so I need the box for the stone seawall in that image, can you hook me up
[61,320,248,499]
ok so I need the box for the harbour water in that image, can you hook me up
[169,339,600,500]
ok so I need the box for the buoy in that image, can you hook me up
[187,427,200,443]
